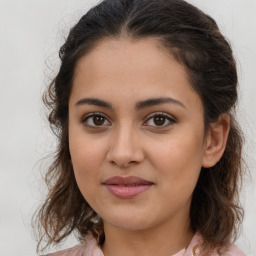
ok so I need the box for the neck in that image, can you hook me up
[101,217,194,256]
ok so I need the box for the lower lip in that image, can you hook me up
[104,184,152,198]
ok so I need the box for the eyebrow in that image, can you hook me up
[75,97,186,110]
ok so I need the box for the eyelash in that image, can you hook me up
[81,112,176,130]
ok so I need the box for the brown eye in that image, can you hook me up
[93,115,105,125]
[153,116,166,126]
[82,113,111,128]
[144,113,176,128]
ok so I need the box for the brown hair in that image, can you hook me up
[34,0,244,254]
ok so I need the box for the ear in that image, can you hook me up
[202,114,230,168]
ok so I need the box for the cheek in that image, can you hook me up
[69,130,106,166]
[69,134,105,191]
[149,132,204,187]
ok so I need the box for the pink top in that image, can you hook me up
[46,232,246,256]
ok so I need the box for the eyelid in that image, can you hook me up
[145,112,176,121]
[81,111,176,129]
[143,112,176,128]
[81,112,111,128]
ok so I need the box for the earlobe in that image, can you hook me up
[202,114,230,168]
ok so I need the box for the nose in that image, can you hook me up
[106,124,144,168]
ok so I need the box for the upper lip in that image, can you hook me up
[103,176,153,185]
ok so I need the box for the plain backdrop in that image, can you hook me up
[0,0,255,255]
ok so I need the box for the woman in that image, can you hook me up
[34,0,246,255]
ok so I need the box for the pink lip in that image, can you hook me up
[103,176,154,199]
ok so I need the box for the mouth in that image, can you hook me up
[102,176,154,198]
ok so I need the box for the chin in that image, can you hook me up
[102,213,156,232]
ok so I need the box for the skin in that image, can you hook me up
[68,37,230,256]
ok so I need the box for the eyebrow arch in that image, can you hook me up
[135,97,186,111]
[75,97,186,110]
[75,98,113,109]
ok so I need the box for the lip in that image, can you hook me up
[103,176,154,199]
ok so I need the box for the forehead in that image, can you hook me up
[76,37,172,68]
[71,37,202,111]
[75,37,180,76]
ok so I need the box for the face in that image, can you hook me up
[68,38,209,233]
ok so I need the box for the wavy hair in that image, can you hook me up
[33,0,244,254]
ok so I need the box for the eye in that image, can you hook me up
[144,112,176,128]
[82,113,111,128]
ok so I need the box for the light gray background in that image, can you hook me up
[0,0,255,255]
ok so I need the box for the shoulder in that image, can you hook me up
[220,244,247,256]
[44,234,104,256]
[188,233,246,256]
[44,244,84,256]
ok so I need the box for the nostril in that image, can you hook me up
[110,160,137,168]
[106,139,145,167]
